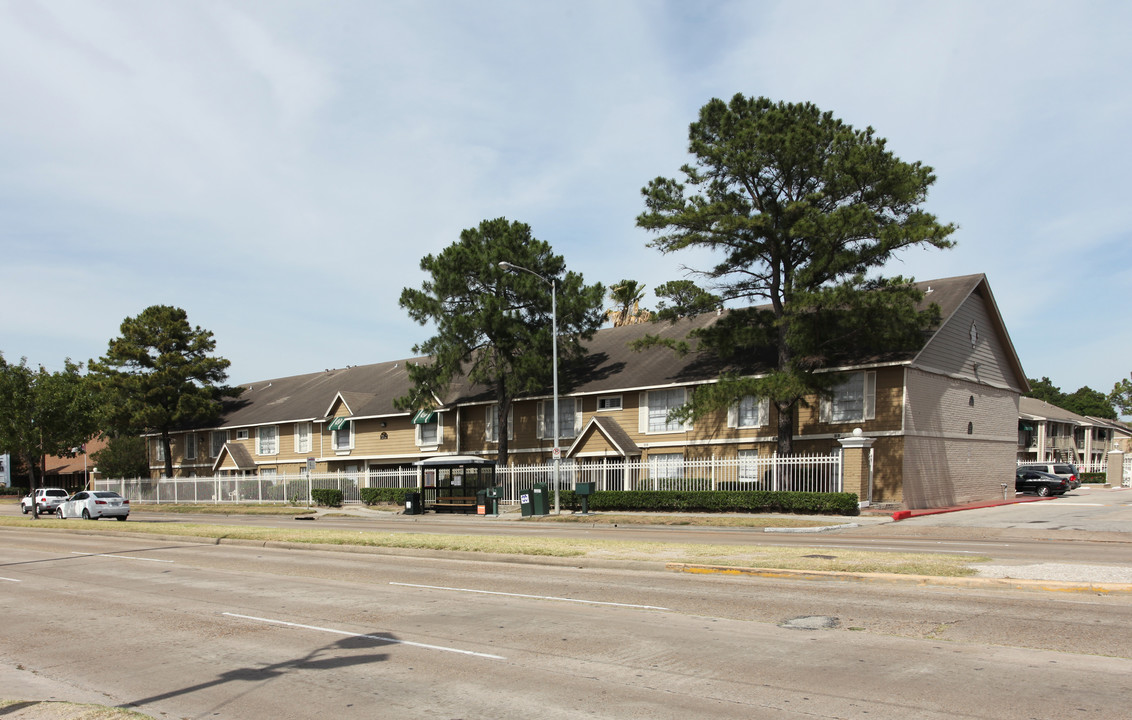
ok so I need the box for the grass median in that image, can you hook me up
[0,512,984,577]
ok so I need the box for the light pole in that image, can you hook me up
[498,260,560,514]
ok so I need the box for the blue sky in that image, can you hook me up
[2,0,1130,400]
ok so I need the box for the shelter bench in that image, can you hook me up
[432,496,477,513]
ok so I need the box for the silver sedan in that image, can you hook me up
[57,490,130,521]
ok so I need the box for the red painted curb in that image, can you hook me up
[891,496,1055,521]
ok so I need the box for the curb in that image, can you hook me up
[665,562,1132,594]
[891,496,1055,521]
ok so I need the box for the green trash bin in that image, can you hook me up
[521,483,549,517]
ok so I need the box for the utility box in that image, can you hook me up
[575,482,596,514]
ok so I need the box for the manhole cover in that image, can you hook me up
[780,616,840,630]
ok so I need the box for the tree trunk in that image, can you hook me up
[161,432,174,479]
[24,451,39,519]
[775,401,794,457]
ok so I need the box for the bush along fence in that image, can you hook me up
[93,453,846,509]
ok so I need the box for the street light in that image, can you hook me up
[498,260,560,514]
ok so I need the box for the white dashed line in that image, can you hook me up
[390,581,670,611]
[222,612,505,660]
[70,552,174,563]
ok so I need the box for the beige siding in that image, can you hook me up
[902,367,1019,508]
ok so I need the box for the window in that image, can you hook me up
[155,440,165,462]
[257,426,278,455]
[649,453,684,480]
[236,429,250,440]
[416,414,442,447]
[538,399,580,439]
[333,420,354,451]
[185,433,197,460]
[260,468,277,480]
[211,431,226,457]
[642,389,687,433]
[730,396,769,429]
[294,422,312,454]
[738,449,760,482]
[821,372,876,424]
[597,395,622,411]
[485,405,514,443]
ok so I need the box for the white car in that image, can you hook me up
[57,490,130,521]
[21,488,69,514]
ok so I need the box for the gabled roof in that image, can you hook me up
[212,443,256,472]
[208,274,1026,430]
[566,416,642,458]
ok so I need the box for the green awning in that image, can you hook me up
[412,409,437,424]
[1019,422,1035,431]
[328,417,350,431]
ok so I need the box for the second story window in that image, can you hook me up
[211,431,226,457]
[256,426,278,456]
[295,422,312,454]
[643,389,687,433]
[821,371,876,424]
[185,433,197,460]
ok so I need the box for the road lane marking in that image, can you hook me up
[222,612,505,660]
[0,576,21,583]
[390,582,670,610]
[1050,503,1105,506]
[70,552,174,563]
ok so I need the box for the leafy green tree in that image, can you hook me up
[90,306,239,478]
[607,280,650,326]
[398,217,605,467]
[91,435,151,479]
[1061,386,1116,419]
[1025,377,1066,407]
[652,280,721,320]
[0,354,98,514]
[1109,376,1132,418]
[637,94,954,455]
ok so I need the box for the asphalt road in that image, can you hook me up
[2,529,1130,720]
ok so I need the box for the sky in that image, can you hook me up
[2,0,1130,398]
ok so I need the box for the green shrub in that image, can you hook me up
[310,488,343,507]
[1080,472,1108,484]
[360,487,417,505]
[561,489,858,515]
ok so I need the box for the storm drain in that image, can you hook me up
[780,616,840,630]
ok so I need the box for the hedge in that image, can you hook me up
[558,489,859,515]
[1080,472,1108,484]
[360,487,417,505]
[310,488,343,507]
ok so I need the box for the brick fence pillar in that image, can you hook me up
[838,428,876,506]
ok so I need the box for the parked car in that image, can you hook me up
[20,488,69,514]
[1019,463,1080,490]
[1015,468,1069,497]
[56,490,130,521]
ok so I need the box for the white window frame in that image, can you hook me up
[820,371,876,424]
[485,405,514,443]
[185,433,197,460]
[738,449,760,482]
[537,398,581,439]
[649,452,684,480]
[728,396,770,429]
[211,431,226,458]
[294,422,312,454]
[236,429,250,441]
[640,388,688,434]
[155,440,165,462]
[415,414,443,447]
[333,421,354,452]
[597,395,623,411]
[256,426,278,456]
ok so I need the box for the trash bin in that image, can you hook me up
[404,491,423,515]
[575,481,596,514]
[476,489,488,515]
[520,484,549,517]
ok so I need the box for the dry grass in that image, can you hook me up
[0,515,982,576]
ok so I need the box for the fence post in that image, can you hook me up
[838,429,874,506]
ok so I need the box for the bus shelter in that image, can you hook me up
[414,456,497,514]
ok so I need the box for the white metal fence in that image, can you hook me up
[94,453,844,506]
